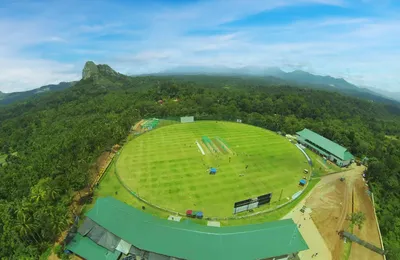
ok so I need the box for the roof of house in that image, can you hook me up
[66,233,121,260]
[85,197,308,260]
[296,128,354,160]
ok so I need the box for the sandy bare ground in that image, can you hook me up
[305,169,357,260]
[349,178,384,260]
[284,165,384,260]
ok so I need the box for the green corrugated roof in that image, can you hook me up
[66,233,121,260]
[299,139,329,157]
[86,197,308,260]
[344,151,354,161]
[297,128,353,160]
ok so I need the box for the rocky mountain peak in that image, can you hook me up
[82,61,120,80]
[82,61,99,80]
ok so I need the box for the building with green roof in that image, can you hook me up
[67,197,308,260]
[296,128,354,167]
[66,233,121,260]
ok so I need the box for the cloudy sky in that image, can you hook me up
[1,0,399,93]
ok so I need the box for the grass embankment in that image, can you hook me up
[83,161,170,219]
[305,149,342,177]
[221,178,319,226]
[341,226,354,260]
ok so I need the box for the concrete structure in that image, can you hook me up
[296,128,354,167]
[67,197,308,260]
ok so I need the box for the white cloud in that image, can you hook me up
[112,13,400,91]
[0,0,399,92]
[0,57,80,93]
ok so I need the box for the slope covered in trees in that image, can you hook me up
[0,63,399,258]
[0,82,75,106]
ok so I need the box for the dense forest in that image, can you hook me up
[0,65,399,259]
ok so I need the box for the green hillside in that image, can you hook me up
[0,82,75,105]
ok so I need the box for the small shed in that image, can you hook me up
[210,168,217,175]
[186,210,193,217]
[196,211,203,219]
[299,179,307,186]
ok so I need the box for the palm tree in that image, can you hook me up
[51,215,68,235]
[47,184,60,201]
[30,188,46,203]
[14,200,30,223]
[15,215,40,244]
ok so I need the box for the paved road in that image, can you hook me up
[282,190,331,260]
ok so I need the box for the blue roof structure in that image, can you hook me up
[299,179,307,185]
[210,168,217,173]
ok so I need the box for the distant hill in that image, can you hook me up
[0,81,75,105]
[1,63,397,106]
[274,69,357,89]
[273,70,399,105]
[365,87,400,103]
[159,66,399,105]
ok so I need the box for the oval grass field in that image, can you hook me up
[116,121,308,217]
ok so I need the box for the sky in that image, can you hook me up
[0,0,400,93]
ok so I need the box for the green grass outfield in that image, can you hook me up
[89,162,319,226]
[116,121,310,217]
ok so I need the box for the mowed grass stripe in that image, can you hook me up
[117,121,307,217]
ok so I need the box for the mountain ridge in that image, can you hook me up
[1,62,398,106]
[157,66,399,105]
[0,82,75,105]
[160,66,358,89]
[365,86,400,102]
[0,61,121,105]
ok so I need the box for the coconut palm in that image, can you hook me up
[15,214,40,244]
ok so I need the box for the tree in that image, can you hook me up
[347,212,366,230]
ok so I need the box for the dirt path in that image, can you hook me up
[282,201,332,260]
[305,169,358,259]
[284,165,367,259]
[297,165,384,260]
[349,178,384,260]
